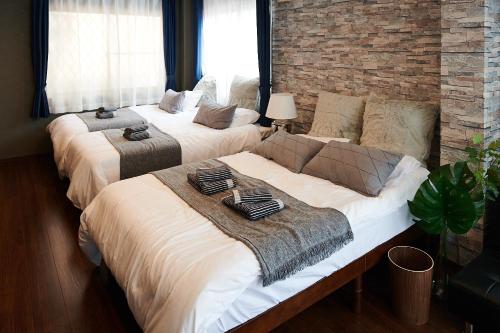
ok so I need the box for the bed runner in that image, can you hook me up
[103,125,182,180]
[152,160,353,286]
[76,109,147,132]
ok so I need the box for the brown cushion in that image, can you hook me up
[308,91,367,144]
[193,102,237,129]
[302,140,402,196]
[251,131,325,173]
[360,95,438,163]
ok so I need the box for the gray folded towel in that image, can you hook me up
[97,107,117,113]
[187,173,235,195]
[230,187,273,204]
[124,124,149,135]
[222,196,285,220]
[123,130,151,141]
[195,165,233,183]
[96,111,115,119]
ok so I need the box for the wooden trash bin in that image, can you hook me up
[388,246,434,325]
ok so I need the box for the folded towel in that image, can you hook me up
[222,196,285,220]
[124,124,149,135]
[195,165,232,183]
[97,106,117,113]
[230,187,273,204]
[96,111,115,119]
[123,130,151,141]
[188,173,235,195]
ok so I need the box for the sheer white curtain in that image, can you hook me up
[47,0,165,114]
[202,0,258,105]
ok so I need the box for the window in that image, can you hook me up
[47,0,165,114]
[202,0,258,105]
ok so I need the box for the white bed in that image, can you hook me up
[79,151,428,333]
[56,105,262,209]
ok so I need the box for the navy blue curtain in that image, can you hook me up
[32,0,50,118]
[256,0,271,126]
[163,0,177,90]
[193,0,203,87]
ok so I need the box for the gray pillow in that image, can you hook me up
[302,140,402,196]
[251,131,325,173]
[159,89,185,114]
[193,102,237,129]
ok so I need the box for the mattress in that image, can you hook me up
[79,151,428,333]
[61,107,262,209]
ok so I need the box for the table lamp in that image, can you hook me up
[265,93,298,132]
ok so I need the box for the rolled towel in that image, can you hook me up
[123,130,151,141]
[195,165,232,183]
[222,196,284,220]
[187,173,235,195]
[124,124,149,135]
[230,187,273,204]
[96,111,115,119]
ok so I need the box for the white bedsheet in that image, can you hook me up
[47,105,166,176]
[79,152,428,333]
[62,108,261,209]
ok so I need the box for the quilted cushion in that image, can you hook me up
[360,95,438,163]
[159,89,185,114]
[302,140,402,196]
[251,131,325,173]
[193,102,237,129]
[228,75,260,111]
[308,91,366,144]
[194,76,217,106]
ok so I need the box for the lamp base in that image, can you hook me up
[271,120,291,133]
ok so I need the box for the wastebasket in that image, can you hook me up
[388,246,434,325]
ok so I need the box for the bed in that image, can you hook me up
[54,105,263,209]
[79,150,428,333]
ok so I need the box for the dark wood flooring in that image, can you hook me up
[0,154,463,333]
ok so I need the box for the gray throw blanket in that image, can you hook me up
[103,125,182,180]
[76,109,147,132]
[152,159,353,286]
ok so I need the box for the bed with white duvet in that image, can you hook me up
[79,151,428,333]
[57,105,262,209]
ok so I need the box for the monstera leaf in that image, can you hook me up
[408,162,484,235]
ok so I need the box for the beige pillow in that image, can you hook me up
[308,91,366,144]
[302,140,402,197]
[251,131,325,173]
[360,95,438,163]
[194,76,217,106]
[227,75,260,110]
[193,102,237,129]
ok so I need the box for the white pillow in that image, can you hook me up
[297,134,351,144]
[182,90,203,112]
[229,108,260,127]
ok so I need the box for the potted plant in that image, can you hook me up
[407,135,499,298]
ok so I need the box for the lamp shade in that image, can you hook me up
[265,93,298,120]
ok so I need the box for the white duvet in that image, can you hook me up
[57,106,261,209]
[79,151,428,333]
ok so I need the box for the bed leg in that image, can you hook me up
[353,275,363,314]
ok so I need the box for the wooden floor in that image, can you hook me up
[0,154,463,333]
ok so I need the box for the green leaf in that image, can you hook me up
[472,134,483,145]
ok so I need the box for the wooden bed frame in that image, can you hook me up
[229,225,422,333]
[100,225,421,333]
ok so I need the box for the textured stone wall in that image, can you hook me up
[272,0,442,134]
[272,0,498,265]
[441,0,499,265]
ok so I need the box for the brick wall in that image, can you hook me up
[272,0,442,134]
[272,0,499,264]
